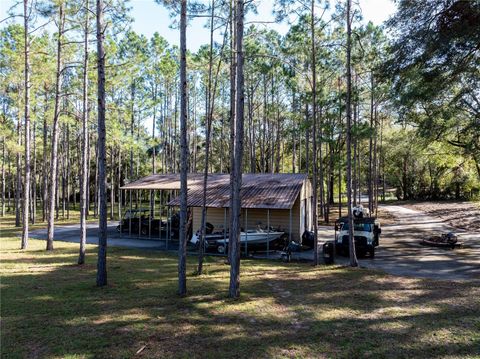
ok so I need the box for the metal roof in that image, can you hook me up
[121,173,309,210]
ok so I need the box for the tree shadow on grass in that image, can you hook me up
[1,244,479,359]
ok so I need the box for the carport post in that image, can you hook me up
[267,209,270,258]
[245,208,248,256]
[119,189,122,238]
[159,190,162,242]
[129,189,132,237]
[149,189,153,239]
[138,190,141,238]
[223,207,227,256]
[289,208,292,245]
[166,190,170,250]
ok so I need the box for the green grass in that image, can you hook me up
[1,214,479,358]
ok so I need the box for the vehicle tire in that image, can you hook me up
[217,244,227,254]
[369,246,375,258]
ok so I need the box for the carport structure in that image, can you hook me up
[119,173,312,256]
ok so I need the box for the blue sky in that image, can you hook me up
[1,0,396,51]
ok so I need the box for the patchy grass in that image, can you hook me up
[1,214,480,358]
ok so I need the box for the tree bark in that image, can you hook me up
[1,136,5,217]
[96,0,108,286]
[198,0,216,275]
[79,0,89,265]
[15,112,21,228]
[66,124,70,219]
[311,0,319,265]
[346,0,358,267]
[229,0,244,299]
[42,93,48,222]
[46,2,65,250]
[178,0,188,297]
[21,0,31,250]
[31,111,36,224]
[368,73,374,215]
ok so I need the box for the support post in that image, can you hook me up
[119,189,122,238]
[166,190,170,250]
[289,207,292,245]
[159,190,162,242]
[129,189,132,237]
[223,207,227,256]
[244,208,248,256]
[149,189,152,239]
[267,209,270,258]
[138,190,141,238]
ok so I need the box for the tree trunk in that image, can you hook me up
[311,0,319,265]
[229,0,244,299]
[368,73,374,214]
[15,114,21,228]
[178,0,188,296]
[79,0,89,265]
[42,94,48,222]
[66,124,70,219]
[110,147,114,220]
[352,73,357,207]
[228,0,236,264]
[46,2,65,250]
[346,0,358,267]
[31,112,36,224]
[1,136,5,217]
[96,0,108,286]
[198,0,216,275]
[21,0,31,250]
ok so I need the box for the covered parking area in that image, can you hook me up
[119,173,313,257]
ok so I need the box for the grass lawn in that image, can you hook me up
[1,214,479,358]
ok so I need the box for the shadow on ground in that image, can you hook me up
[1,238,479,358]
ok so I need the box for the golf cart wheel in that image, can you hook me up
[369,246,375,258]
[217,244,227,254]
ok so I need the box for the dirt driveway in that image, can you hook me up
[359,205,480,280]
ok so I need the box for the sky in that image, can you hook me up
[1,0,396,51]
[129,0,396,51]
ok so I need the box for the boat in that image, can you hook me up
[191,228,285,253]
[421,232,463,249]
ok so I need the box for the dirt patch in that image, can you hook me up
[401,201,480,231]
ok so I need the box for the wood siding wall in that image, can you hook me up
[190,181,312,242]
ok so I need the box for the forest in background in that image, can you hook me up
[1,0,479,229]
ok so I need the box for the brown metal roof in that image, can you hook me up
[121,173,309,210]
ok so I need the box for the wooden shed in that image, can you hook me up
[121,173,313,242]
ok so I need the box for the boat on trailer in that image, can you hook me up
[191,228,285,254]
